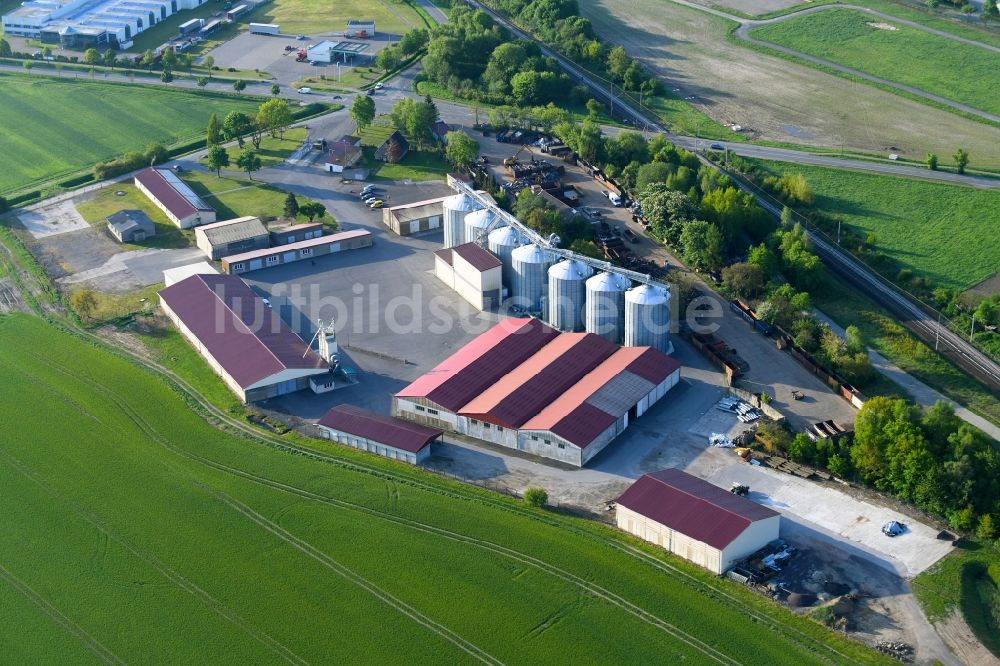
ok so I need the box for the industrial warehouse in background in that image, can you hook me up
[394,318,680,466]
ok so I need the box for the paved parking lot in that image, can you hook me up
[17,201,90,239]
[58,247,205,293]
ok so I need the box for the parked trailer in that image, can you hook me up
[249,23,281,35]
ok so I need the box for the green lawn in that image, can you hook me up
[750,9,1000,116]
[202,127,308,169]
[0,73,262,196]
[294,64,384,91]
[913,540,1000,659]
[0,313,892,665]
[74,184,193,250]
[179,170,321,221]
[748,159,1000,291]
[241,0,423,35]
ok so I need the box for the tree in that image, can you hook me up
[844,325,865,355]
[197,77,208,87]
[585,98,603,118]
[22,60,32,72]
[444,130,479,169]
[222,111,252,147]
[0,195,7,214]
[160,70,173,83]
[235,147,261,179]
[203,55,214,74]
[605,131,648,169]
[722,263,765,298]
[926,153,938,170]
[206,145,230,176]
[0,38,12,58]
[232,79,246,94]
[257,98,292,138]
[635,162,671,191]
[299,202,326,222]
[146,143,169,167]
[748,243,779,280]
[953,148,969,174]
[680,220,725,271]
[350,94,376,130]
[977,514,996,540]
[207,113,221,147]
[160,47,176,72]
[390,97,436,148]
[83,48,101,65]
[180,53,193,71]
[283,192,299,220]
[375,44,402,71]
[70,289,98,320]
[523,487,548,508]
[398,28,429,56]
[141,49,156,69]
[271,83,280,96]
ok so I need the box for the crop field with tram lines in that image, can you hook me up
[0,314,891,665]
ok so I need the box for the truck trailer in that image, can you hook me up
[249,23,280,35]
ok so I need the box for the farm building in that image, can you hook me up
[324,140,363,173]
[3,0,207,47]
[316,404,442,464]
[394,318,681,466]
[382,196,447,236]
[158,274,330,403]
[106,209,155,243]
[162,260,218,287]
[345,19,374,38]
[434,243,502,312]
[269,222,323,246]
[134,167,216,229]
[222,229,372,274]
[194,216,268,260]
[431,121,451,143]
[616,469,781,574]
[375,131,409,163]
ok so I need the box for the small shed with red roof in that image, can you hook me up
[434,242,502,311]
[317,405,442,464]
[616,468,781,574]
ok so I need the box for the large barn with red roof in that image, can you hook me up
[616,468,781,574]
[393,318,681,466]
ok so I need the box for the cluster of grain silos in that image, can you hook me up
[547,259,593,332]
[625,284,672,353]
[464,208,503,247]
[442,193,482,249]
[488,226,528,293]
[510,244,556,313]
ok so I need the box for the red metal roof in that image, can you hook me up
[134,168,213,219]
[451,242,502,272]
[460,332,616,428]
[158,274,327,389]
[616,469,779,550]
[521,347,681,449]
[434,247,453,266]
[317,405,442,453]
[396,318,558,411]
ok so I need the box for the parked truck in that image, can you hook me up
[250,23,281,35]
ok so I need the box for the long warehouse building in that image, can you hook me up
[393,318,680,466]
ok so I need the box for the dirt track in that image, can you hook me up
[579,0,1000,166]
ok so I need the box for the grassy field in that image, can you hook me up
[74,184,193,250]
[0,73,262,196]
[0,312,892,665]
[200,127,308,169]
[748,159,1000,291]
[578,0,1000,166]
[750,9,1000,116]
[179,170,323,221]
[913,540,1000,658]
[244,0,424,35]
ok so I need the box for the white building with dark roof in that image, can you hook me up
[134,167,215,229]
[434,242,502,311]
[194,216,269,260]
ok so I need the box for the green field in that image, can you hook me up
[75,184,193,250]
[202,127,309,169]
[0,73,262,196]
[750,9,1000,116]
[0,313,891,665]
[245,0,424,35]
[749,159,1000,290]
[179,170,323,221]
[914,540,1000,658]
[358,123,450,182]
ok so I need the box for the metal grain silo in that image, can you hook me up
[510,243,556,313]
[585,272,630,343]
[463,208,503,248]
[625,284,672,353]
[488,225,527,292]
[442,194,481,248]
[547,259,593,332]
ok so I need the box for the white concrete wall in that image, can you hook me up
[394,398,459,429]
[720,515,780,571]
[464,417,518,448]
[617,505,725,574]
[637,368,680,417]
[517,431,584,466]
[160,298,247,402]
[317,425,427,464]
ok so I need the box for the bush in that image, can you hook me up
[523,487,548,508]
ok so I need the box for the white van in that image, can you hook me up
[607,191,622,207]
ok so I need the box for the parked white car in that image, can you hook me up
[297,87,312,94]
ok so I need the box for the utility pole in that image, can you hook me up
[935,312,941,351]
[609,82,614,118]
[837,219,841,245]
[970,313,976,342]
